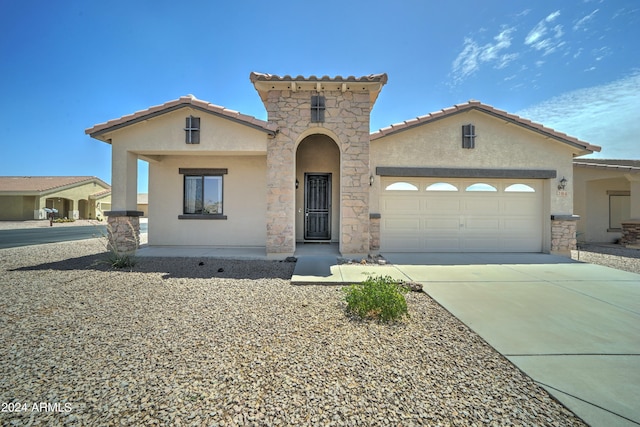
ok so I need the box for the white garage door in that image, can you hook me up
[380,178,544,252]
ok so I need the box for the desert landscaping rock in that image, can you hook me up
[0,239,597,426]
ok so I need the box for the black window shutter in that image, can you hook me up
[192,117,200,144]
[462,124,475,149]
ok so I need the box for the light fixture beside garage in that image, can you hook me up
[557,176,568,190]
[369,175,375,186]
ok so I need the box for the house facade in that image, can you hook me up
[86,72,602,257]
[0,176,111,221]
[573,159,640,246]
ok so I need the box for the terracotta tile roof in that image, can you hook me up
[370,100,601,154]
[574,158,640,172]
[90,189,112,199]
[0,176,110,194]
[250,72,388,105]
[249,72,388,84]
[86,95,277,140]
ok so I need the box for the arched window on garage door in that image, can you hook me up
[385,182,418,191]
[505,183,536,192]
[465,183,497,192]
[426,182,458,191]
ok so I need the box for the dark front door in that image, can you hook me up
[304,173,331,240]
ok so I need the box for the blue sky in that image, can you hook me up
[1,0,638,193]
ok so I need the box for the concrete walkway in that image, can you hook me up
[292,252,640,427]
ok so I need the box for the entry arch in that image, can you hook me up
[295,133,341,243]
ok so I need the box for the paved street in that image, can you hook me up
[0,223,148,249]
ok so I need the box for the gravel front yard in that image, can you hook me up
[0,239,592,426]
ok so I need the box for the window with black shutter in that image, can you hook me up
[311,96,325,122]
[462,124,476,149]
[185,116,200,144]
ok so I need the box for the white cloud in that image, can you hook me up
[592,46,611,61]
[516,72,640,159]
[525,10,566,55]
[574,9,599,31]
[451,27,516,83]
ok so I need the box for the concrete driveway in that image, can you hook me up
[292,252,640,426]
[382,253,640,427]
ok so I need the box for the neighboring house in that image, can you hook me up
[86,72,602,257]
[0,176,111,220]
[137,193,149,217]
[573,159,640,245]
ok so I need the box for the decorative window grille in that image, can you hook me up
[462,124,476,149]
[311,96,325,122]
[185,116,201,144]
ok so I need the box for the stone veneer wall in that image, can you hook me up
[621,220,640,246]
[264,89,372,256]
[551,219,577,254]
[106,215,140,254]
[369,214,381,252]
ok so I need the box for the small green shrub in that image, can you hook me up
[53,218,75,223]
[105,251,137,269]
[342,275,409,322]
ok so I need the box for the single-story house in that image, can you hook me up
[0,176,111,221]
[86,72,606,257]
[137,193,149,217]
[573,159,640,245]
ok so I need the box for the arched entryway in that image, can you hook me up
[45,198,71,219]
[78,199,89,219]
[295,134,340,243]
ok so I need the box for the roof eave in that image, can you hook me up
[86,99,277,140]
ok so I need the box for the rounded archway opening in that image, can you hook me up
[295,134,341,242]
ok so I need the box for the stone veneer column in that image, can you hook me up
[263,89,373,257]
[339,92,372,256]
[105,211,143,255]
[550,215,579,256]
[621,220,640,247]
[369,214,381,252]
[265,125,296,255]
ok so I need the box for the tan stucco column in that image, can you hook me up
[107,146,143,254]
[34,197,45,219]
[111,146,139,211]
[626,174,640,219]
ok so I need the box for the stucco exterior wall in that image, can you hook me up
[0,196,34,220]
[102,107,270,212]
[103,107,269,155]
[295,134,341,242]
[148,155,267,247]
[370,110,577,216]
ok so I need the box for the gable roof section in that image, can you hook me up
[0,176,111,195]
[86,95,278,142]
[574,158,640,173]
[370,100,601,154]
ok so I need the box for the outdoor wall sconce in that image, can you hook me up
[295,179,299,189]
[369,175,375,186]
[558,176,567,190]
